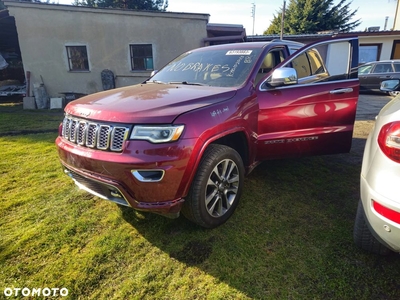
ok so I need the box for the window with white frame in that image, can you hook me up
[130,44,153,71]
[66,46,89,71]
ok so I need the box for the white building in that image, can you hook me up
[2,1,209,98]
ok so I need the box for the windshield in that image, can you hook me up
[150,48,262,87]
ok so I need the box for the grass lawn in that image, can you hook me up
[1,103,400,299]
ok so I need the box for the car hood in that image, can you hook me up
[65,83,237,123]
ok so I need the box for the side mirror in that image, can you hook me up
[150,70,158,77]
[268,67,298,87]
[380,79,400,92]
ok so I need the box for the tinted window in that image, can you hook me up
[394,63,400,72]
[373,63,393,73]
[358,64,373,74]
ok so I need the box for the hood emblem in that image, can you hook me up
[79,110,91,117]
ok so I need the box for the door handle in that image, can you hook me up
[330,88,353,94]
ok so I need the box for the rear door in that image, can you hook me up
[358,63,374,90]
[256,37,359,160]
[368,62,395,90]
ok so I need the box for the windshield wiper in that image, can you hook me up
[146,80,166,84]
[168,81,206,86]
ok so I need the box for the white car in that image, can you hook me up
[354,79,400,255]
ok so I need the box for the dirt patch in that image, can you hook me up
[353,120,375,140]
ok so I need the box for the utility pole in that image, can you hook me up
[251,3,256,36]
[280,0,286,40]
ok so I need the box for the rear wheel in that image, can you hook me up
[353,200,391,255]
[182,144,244,228]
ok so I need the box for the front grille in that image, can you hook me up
[62,116,130,152]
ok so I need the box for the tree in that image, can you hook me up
[264,0,360,34]
[73,0,168,11]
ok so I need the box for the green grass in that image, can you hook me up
[1,104,400,299]
[0,102,63,134]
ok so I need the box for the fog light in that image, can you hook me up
[131,170,165,182]
[110,190,123,198]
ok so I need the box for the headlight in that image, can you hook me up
[130,125,184,143]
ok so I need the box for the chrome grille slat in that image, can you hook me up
[98,125,111,150]
[69,120,77,142]
[77,121,87,145]
[61,116,130,152]
[111,127,127,151]
[86,123,98,148]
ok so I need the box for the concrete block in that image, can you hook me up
[23,97,36,110]
[50,97,64,109]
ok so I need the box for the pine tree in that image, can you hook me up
[264,0,360,34]
[73,0,168,11]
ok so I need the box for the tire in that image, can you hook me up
[353,200,392,255]
[182,144,244,228]
[389,91,400,97]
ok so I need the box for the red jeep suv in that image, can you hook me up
[56,37,359,228]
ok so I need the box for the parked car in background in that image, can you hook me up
[56,37,359,228]
[358,60,400,96]
[354,79,400,254]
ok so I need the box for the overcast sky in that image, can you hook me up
[56,0,399,35]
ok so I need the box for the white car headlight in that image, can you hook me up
[130,125,184,143]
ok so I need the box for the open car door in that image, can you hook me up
[255,37,359,160]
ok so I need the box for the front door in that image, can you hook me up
[256,37,359,160]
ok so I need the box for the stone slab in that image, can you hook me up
[23,97,36,109]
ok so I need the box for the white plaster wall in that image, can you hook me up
[5,2,208,97]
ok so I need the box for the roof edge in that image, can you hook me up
[3,1,210,20]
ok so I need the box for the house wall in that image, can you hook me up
[5,2,209,97]
[359,35,400,62]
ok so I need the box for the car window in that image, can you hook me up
[292,52,311,79]
[394,63,400,72]
[291,49,327,79]
[358,64,373,74]
[150,48,262,87]
[263,39,354,88]
[308,49,325,75]
[373,63,393,73]
[255,48,286,84]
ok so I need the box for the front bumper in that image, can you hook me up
[56,136,197,217]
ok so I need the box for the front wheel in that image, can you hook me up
[182,144,244,228]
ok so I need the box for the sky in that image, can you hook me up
[55,0,399,35]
